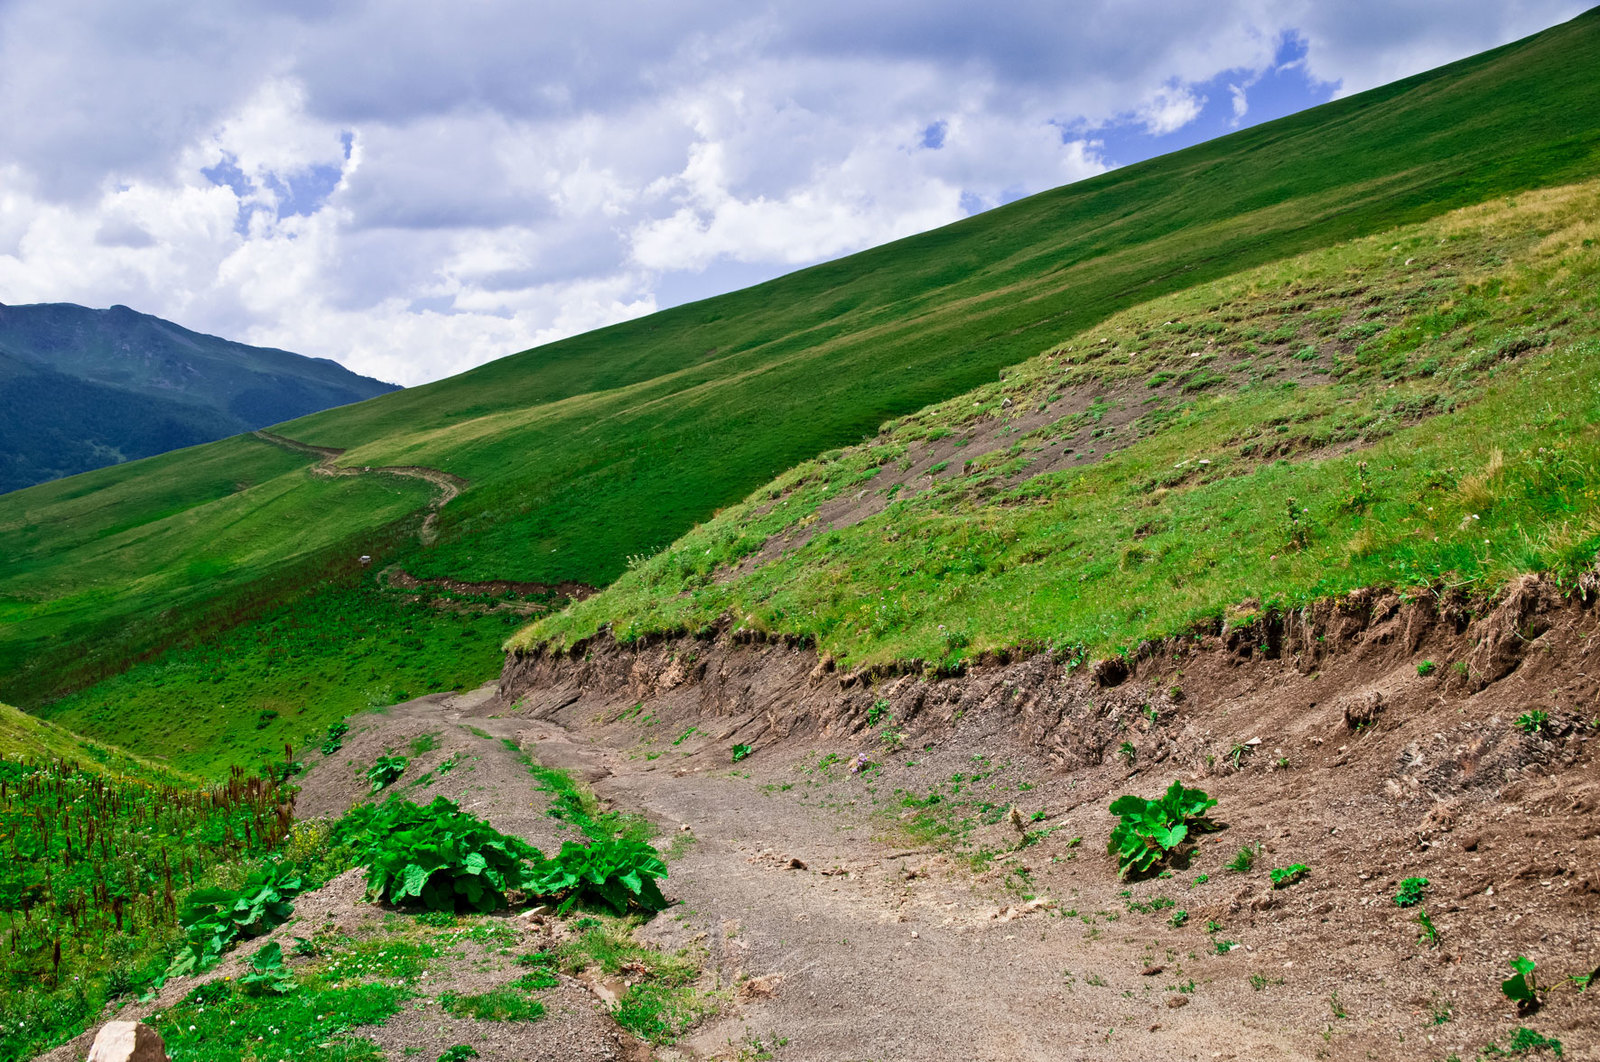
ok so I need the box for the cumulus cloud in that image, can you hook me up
[1135,84,1207,136]
[0,1,1587,384]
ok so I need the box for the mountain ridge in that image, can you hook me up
[0,300,400,492]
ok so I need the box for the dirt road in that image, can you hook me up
[253,430,467,544]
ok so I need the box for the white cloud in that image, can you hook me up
[1135,84,1207,136]
[0,1,1586,385]
[1229,83,1250,122]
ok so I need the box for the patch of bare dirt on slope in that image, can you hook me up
[715,340,1339,585]
[497,576,1600,1061]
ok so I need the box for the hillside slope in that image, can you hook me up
[520,179,1600,667]
[0,700,180,779]
[0,301,399,491]
[280,6,1600,587]
[4,9,1600,706]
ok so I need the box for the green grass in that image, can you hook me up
[525,759,654,843]
[557,916,714,1044]
[520,180,1600,667]
[5,10,1600,705]
[34,584,517,779]
[149,929,443,1062]
[0,701,181,780]
[0,433,435,704]
[438,986,545,1022]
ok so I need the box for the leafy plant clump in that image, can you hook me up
[1502,956,1540,1013]
[1269,864,1309,888]
[731,744,752,763]
[439,1047,481,1062]
[347,797,543,912]
[1225,843,1258,874]
[1415,907,1439,946]
[1515,710,1550,735]
[1107,781,1218,878]
[320,722,350,755]
[366,754,408,792]
[1394,876,1429,906]
[531,838,669,914]
[1505,1027,1564,1057]
[168,862,305,978]
[238,941,296,996]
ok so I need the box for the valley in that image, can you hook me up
[5,9,1600,1062]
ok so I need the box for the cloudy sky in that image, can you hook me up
[0,2,1587,386]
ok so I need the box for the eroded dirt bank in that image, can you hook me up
[497,575,1599,1060]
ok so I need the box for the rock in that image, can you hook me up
[787,857,808,871]
[1165,995,1190,1008]
[87,1022,168,1062]
[737,973,785,1001]
[1420,801,1459,834]
[1341,690,1385,730]
[1142,964,1166,976]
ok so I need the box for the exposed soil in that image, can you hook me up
[492,574,1600,1060]
[54,576,1599,1061]
[380,565,596,605]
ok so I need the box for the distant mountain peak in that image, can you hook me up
[0,301,400,492]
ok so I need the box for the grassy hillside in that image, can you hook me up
[0,434,437,701]
[281,6,1600,590]
[518,179,1600,666]
[36,582,526,778]
[4,10,1599,713]
[0,701,181,780]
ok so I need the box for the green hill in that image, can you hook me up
[0,700,180,780]
[518,180,1600,666]
[0,301,400,492]
[4,9,1600,712]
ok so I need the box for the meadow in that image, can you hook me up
[37,584,528,779]
[3,9,1599,707]
[520,179,1600,668]
[0,705,299,1061]
[0,434,437,705]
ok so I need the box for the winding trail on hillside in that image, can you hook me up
[253,429,468,545]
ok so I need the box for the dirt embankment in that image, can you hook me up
[381,565,596,603]
[496,574,1600,1060]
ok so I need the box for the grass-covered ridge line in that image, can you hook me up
[519,180,1600,668]
[4,10,1600,704]
[37,584,522,780]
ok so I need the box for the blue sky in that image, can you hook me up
[0,1,1588,385]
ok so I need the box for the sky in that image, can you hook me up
[0,2,1588,386]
